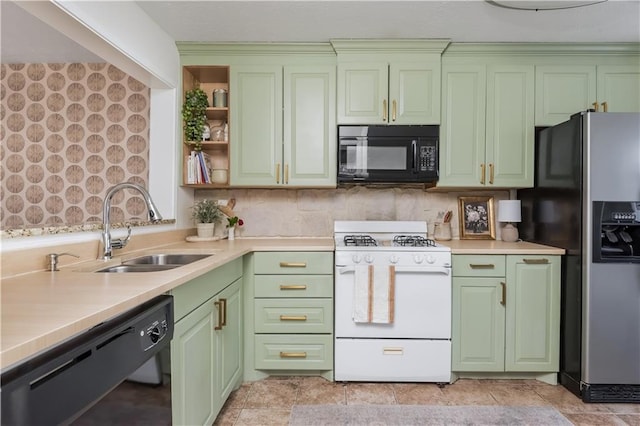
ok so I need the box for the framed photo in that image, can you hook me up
[458,196,496,240]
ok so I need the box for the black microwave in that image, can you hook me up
[338,125,439,184]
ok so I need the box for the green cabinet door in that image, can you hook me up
[171,299,220,426]
[535,65,597,126]
[505,256,560,372]
[452,277,505,372]
[439,64,486,187]
[597,65,640,113]
[337,62,388,124]
[485,65,534,188]
[284,65,337,186]
[389,61,441,124]
[218,279,243,401]
[230,65,283,185]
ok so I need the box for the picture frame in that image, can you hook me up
[458,196,496,240]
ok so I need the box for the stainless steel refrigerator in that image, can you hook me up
[518,111,640,403]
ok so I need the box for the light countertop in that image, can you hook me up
[0,236,563,371]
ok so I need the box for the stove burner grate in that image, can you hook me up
[344,235,378,247]
[393,235,436,247]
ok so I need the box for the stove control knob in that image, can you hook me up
[352,255,362,264]
[426,255,436,264]
[389,255,399,264]
[413,254,424,264]
[365,255,374,264]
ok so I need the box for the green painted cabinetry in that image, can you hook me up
[439,63,534,188]
[536,64,640,126]
[170,260,243,426]
[250,252,334,379]
[452,254,560,383]
[230,64,336,187]
[333,40,449,125]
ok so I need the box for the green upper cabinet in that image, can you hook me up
[439,62,534,188]
[230,65,283,186]
[333,39,449,125]
[231,64,336,187]
[535,64,640,126]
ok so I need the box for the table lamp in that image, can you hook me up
[498,200,521,242]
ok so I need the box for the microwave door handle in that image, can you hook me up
[412,140,417,173]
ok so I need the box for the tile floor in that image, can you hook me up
[77,376,640,425]
[215,377,640,426]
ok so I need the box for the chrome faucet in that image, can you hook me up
[102,183,163,260]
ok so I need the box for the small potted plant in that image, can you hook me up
[191,199,222,238]
[226,216,244,240]
[182,87,209,150]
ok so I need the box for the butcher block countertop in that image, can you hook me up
[0,235,562,371]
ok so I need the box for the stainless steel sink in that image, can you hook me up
[122,253,212,266]
[96,253,213,272]
[96,264,180,273]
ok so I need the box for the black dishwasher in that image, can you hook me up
[1,294,174,425]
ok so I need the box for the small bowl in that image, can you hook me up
[212,169,228,184]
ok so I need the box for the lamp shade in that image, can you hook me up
[498,200,522,223]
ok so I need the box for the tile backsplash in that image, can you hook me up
[1,63,150,230]
[196,187,510,239]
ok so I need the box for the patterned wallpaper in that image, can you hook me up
[1,63,150,229]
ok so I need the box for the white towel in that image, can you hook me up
[352,265,395,324]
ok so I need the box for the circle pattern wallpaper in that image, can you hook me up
[1,63,150,229]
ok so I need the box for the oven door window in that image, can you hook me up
[339,137,413,181]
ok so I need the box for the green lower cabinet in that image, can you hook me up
[452,255,560,375]
[171,274,243,426]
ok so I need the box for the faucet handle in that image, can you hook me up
[111,224,132,250]
[48,252,80,271]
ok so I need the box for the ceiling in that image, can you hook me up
[2,0,640,64]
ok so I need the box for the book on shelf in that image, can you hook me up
[186,151,214,185]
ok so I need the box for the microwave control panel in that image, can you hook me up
[419,145,437,172]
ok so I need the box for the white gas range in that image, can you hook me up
[334,220,452,383]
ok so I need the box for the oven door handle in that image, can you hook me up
[337,266,450,275]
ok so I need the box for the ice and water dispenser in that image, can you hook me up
[593,201,640,263]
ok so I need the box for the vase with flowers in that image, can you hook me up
[226,216,244,240]
[191,199,222,238]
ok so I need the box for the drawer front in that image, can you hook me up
[254,334,333,370]
[254,299,333,333]
[171,259,243,321]
[453,255,505,277]
[254,275,333,298]
[254,252,333,274]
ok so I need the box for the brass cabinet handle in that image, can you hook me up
[280,352,307,358]
[280,285,307,290]
[469,263,495,269]
[382,99,388,122]
[279,262,307,268]
[285,163,289,184]
[500,282,506,306]
[275,163,280,184]
[392,100,397,122]
[592,101,599,112]
[214,300,223,330]
[480,163,486,185]
[602,101,608,112]
[383,347,404,355]
[220,298,227,326]
[489,163,494,184]
[280,315,307,321]
[523,258,549,264]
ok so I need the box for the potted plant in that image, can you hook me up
[182,87,209,150]
[191,199,222,238]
